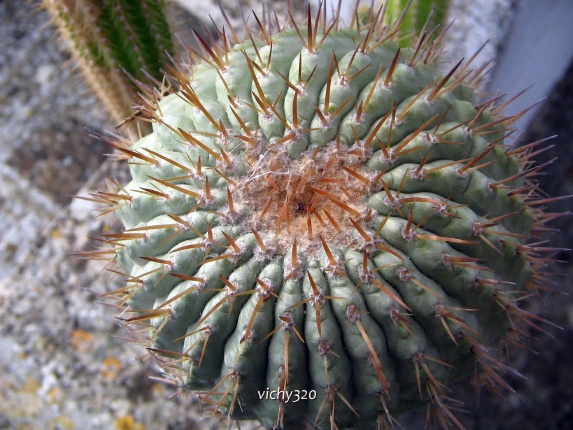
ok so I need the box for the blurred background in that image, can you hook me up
[1,0,572,428]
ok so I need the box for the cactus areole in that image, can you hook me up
[89,5,564,429]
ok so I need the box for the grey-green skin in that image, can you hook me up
[109,16,538,430]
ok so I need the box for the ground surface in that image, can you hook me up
[1,1,572,429]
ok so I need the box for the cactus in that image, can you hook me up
[382,0,450,45]
[84,3,566,429]
[41,0,174,125]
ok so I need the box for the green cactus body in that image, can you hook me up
[43,0,173,123]
[91,5,560,429]
[381,0,450,45]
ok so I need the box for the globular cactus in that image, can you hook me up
[85,3,566,429]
